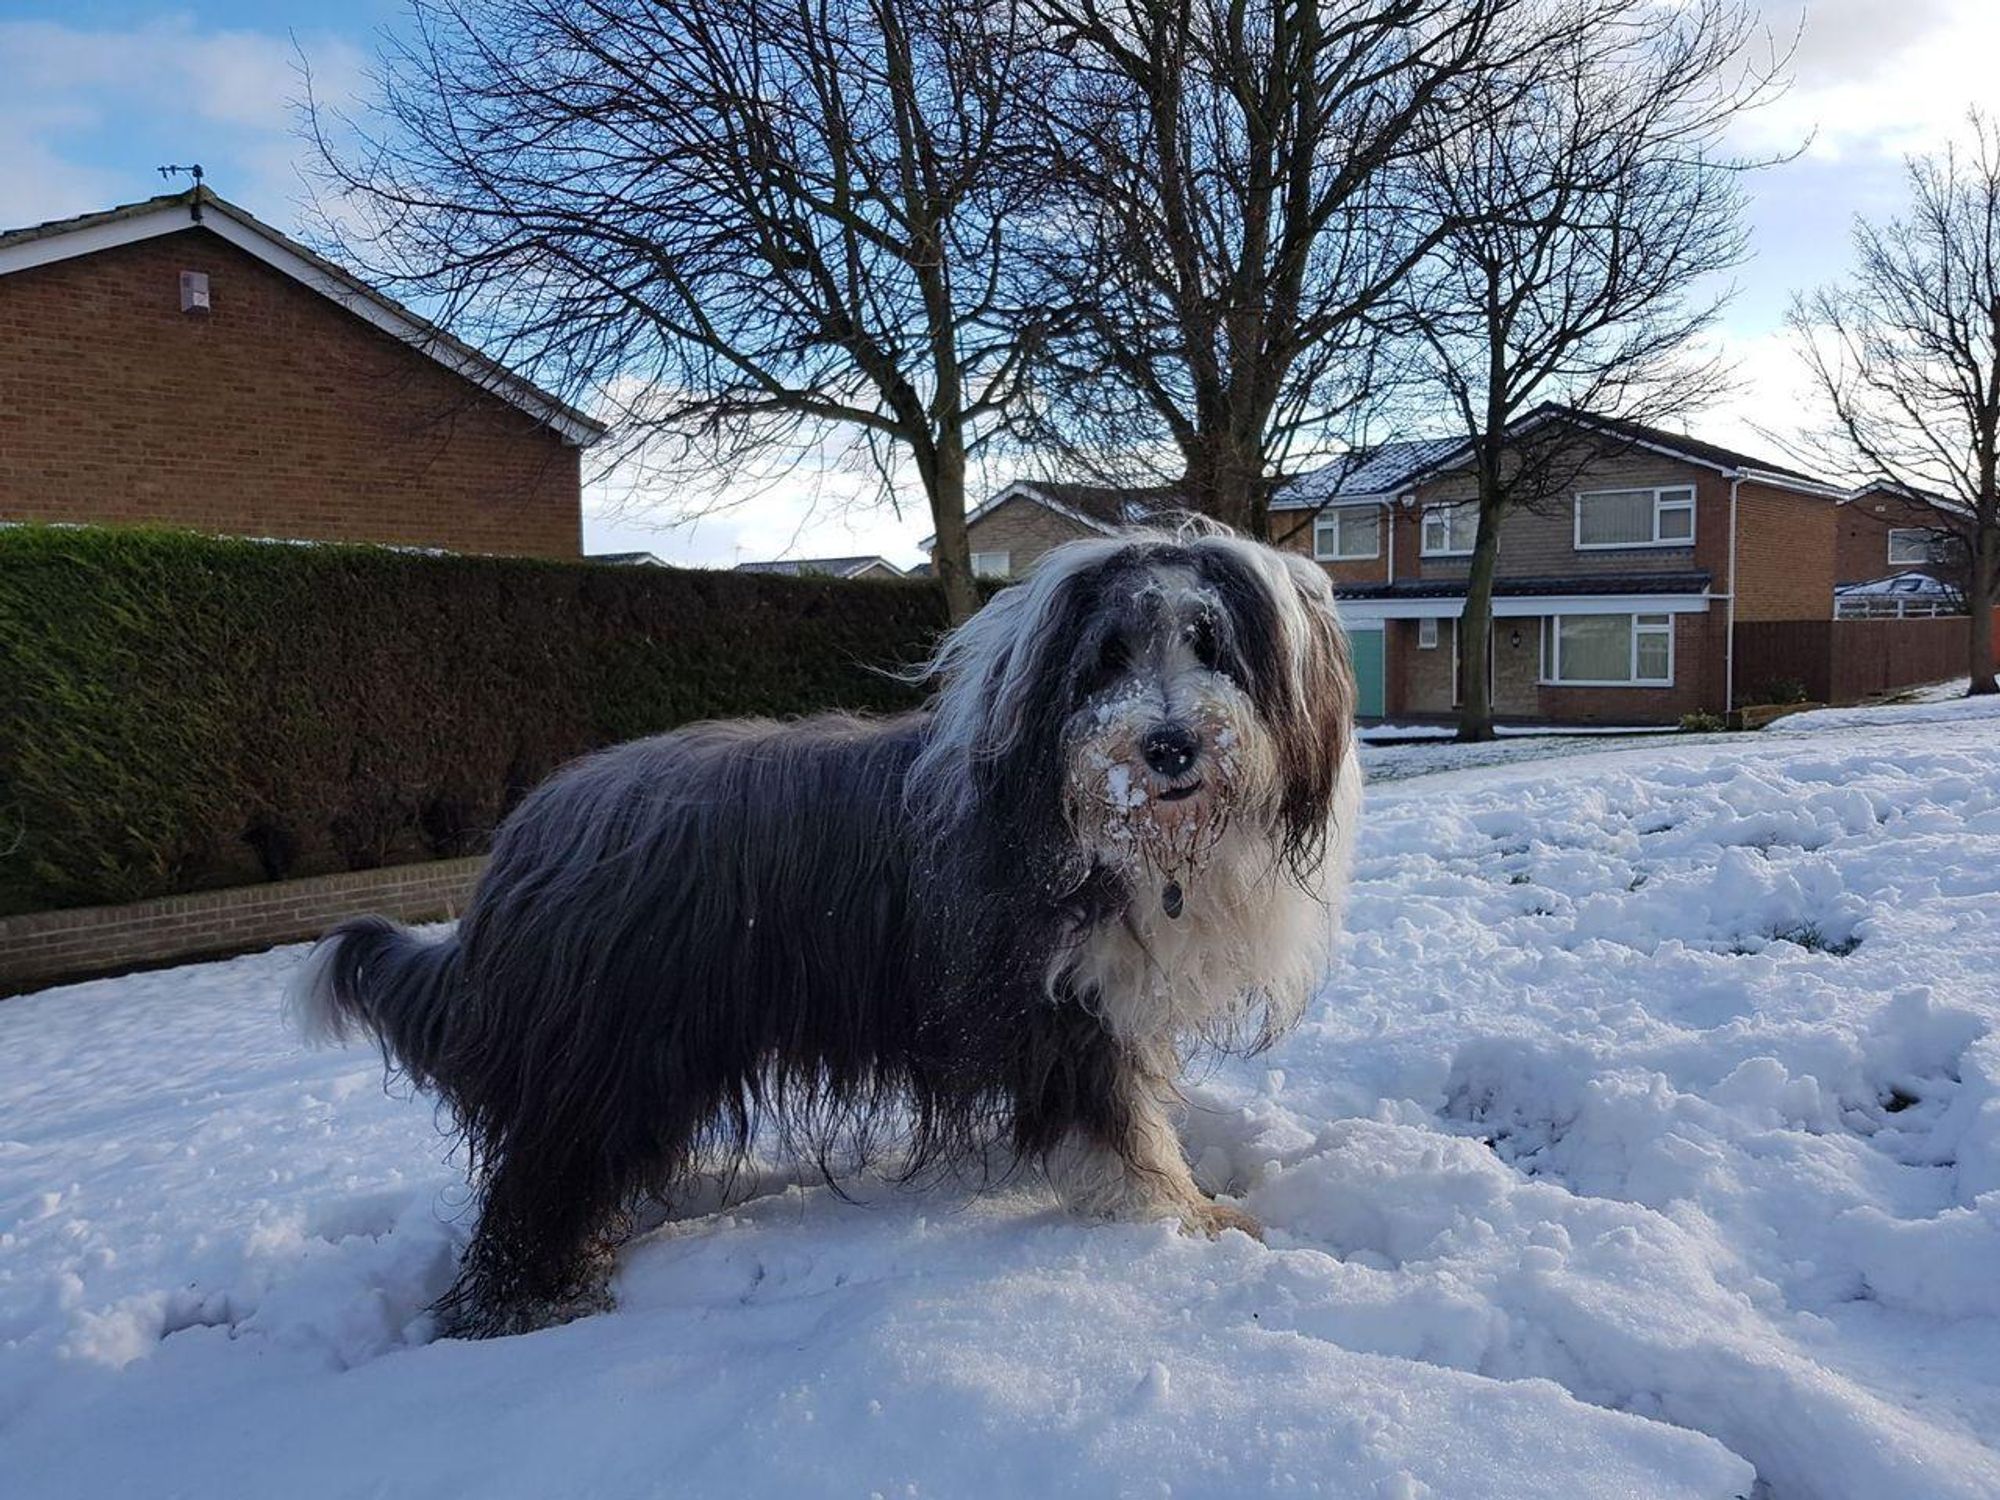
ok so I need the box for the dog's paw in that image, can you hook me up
[1184,1199,1264,1241]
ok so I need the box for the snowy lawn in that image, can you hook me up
[4,699,1998,1499]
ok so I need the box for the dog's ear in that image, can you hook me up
[923,546,1110,764]
[1268,554,1356,878]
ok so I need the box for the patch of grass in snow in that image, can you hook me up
[1770,922,1863,957]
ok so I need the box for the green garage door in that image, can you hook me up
[1348,627,1385,720]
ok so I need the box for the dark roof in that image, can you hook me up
[0,189,194,251]
[1336,571,1712,601]
[0,187,607,446]
[586,551,668,567]
[1269,438,1467,510]
[1517,404,1825,485]
[734,555,902,578]
[1020,481,1186,527]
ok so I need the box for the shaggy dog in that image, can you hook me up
[289,526,1361,1337]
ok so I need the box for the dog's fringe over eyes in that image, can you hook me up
[288,524,1363,1338]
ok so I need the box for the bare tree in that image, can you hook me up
[310,0,1053,623]
[1400,0,1784,741]
[1019,0,1552,537]
[1792,111,2000,697]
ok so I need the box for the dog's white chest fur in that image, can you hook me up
[1068,744,1362,1052]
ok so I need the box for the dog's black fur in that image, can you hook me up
[297,533,1353,1337]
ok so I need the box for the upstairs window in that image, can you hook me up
[1574,486,1695,548]
[1313,505,1381,561]
[1421,502,1479,556]
[1886,528,1948,565]
[970,550,1012,579]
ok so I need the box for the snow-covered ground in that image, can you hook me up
[4,697,1998,1500]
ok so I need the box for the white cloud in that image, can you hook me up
[0,16,367,228]
[1742,0,1997,161]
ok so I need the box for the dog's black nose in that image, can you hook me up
[1140,722,1201,778]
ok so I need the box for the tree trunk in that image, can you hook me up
[1455,510,1501,742]
[1969,524,1999,695]
[927,436,980,626]
[1455,425,1506,742]
[1180,430,1263,535]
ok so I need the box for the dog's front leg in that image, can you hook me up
[1045,1052,1262,1241]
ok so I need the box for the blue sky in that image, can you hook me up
[2,1,1994,565]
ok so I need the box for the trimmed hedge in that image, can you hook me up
[0,525,948,916]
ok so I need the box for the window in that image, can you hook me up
[1421,502,1478,556]
[1313,505,1380,561]
[1418,617,1440,649]
[1886,528,1946,566]
[970,550,1012,579]
[1574,486,1696,549]
[1539,613,1674,686]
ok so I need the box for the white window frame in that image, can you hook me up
[1573,486,1697,550]
[969,550,1012,579]
[1886,527,1941,566]
[1417,616,1440,649]
[1421,502,1479,557]
[1538,612,1675,687]
[1313,505,1381,562]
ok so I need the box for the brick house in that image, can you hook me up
[1266,407,1862,723]
[0,187,604,557]
[1832,484,1968,618]
[922,410,1978,724]
[923,481,1184,577]
[734,555,905,580]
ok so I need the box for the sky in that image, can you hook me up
[2,1,1995,568]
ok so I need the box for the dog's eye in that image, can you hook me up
[1083,633,1129,695]
[1184,615,1220,670]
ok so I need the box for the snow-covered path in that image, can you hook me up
[4,700,1997,1499]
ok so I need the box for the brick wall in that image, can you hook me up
[0,856,486,996]
[0,228,580,557]
[1733,481,1838,621]
[1411,449,1719,582]
[1404,617,1457,713]
[1536,611,1723,723]
[963,494,1104,574]
[1270,503,1393,588]
[1836,489,1968,590]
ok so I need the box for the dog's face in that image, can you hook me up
[1061,560,1268,879]
[920,527,1355,894]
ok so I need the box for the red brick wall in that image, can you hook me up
[962,494,1104,574]
[1733,481,1837,621]
[1270,503,1392,587]
[1535,610,1724,724]
[1836,489,1967,590]
[0,228,581,556]
[0,856,485,996]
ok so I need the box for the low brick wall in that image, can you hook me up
[0,856,486,997]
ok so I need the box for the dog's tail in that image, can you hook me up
[285,916,461,1085]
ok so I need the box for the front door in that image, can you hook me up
[1348,627,1385,719]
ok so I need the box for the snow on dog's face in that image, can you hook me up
[917,525,1356,895]
[1061,563,1263,879]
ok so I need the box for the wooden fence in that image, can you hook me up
[1734,610,1998,706]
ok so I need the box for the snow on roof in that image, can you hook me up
[1835,571,1954,597]
[1269,438,1468,509]
[734,555,902,578]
